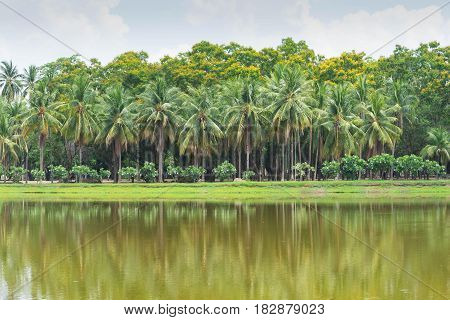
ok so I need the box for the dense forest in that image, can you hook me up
[0,38,448,182]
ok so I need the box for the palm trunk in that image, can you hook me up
[281,142,285,181]
[25,152,29,183]
[158,126,164,183]
[136,142,140,182]
[314,131,321,181]
[290,134,294,181]
[202,155,206,181]
[246,127,250,171]
[79,144,83,165]
[39,134,45,171]
[308,126,313,180]
[238,148,242,178]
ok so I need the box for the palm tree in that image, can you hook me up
[61,75,99,164]
[222,78,266,174]
[358,90,402,156]
[21,82,63,171]
[388,79,417,130]
[96,86,136,183]
[322,83,361,160]
[0,61,22,101]
[22,65,39,99]
[179,85,223,179]
[420,128,449,165]
[136,78,180,182]
[312,81,329,179]
[263,64,313,180]
[0,112,19,181]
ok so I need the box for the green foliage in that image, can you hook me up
[213,161,237,181]
[119,167,138,182]
[340,156,367,180]
[292,162,315,179]
[140,162,158,183]
[367,154,395,179]
[30,169,45,182]
[321,161,340,180]
[8,166,27,183]
[0,164,3,178]
[395,155,424,179]
[421,160,445,178]
[179,166,205,183]
[71,165,100,182]
[99,168,111,180]
[242,170,256,181]
[49,165,68,182]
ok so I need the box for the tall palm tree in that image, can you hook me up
[263,64,313,180]
[420,128,449,165]
[179,85,223,179]
[136,78,180,182]
[388,79,417,130]
[96,86,136,183]
[22,65,39,99]
[322,83,361,160]
[0,61,22,101]
[312,81,329,179]
[222,78,266,173]
[358,90,402,156]
[0,112,19,181]
[21,82,63,171]
[61,75,99,164]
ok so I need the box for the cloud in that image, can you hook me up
[0,0,129,68]
[286,0,450,57]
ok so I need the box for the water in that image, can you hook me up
[0,200,448,299]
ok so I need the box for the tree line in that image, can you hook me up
[0,39,448,183]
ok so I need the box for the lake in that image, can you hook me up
[0,200,448,299]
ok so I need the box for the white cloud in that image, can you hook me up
[286,0,450,57]
[0,0,129,68]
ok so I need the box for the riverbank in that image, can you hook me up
[0,180,448,201]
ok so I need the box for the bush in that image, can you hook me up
[395,155,424,179]
[179,166,205,183]
[99,168,111,180]
[213,161,237,181]
[0,164,3,179]
[242,170,256,181]
[9,166,27,183]
[31,169,45,182]
[421,160,445,178]
[49,165,68,182]
[292,162,315,179]
[321,161,340,179]
[140,162,158,182]
[119,167,138,182]
[340,156,366,180]
[367,154,395,179]
[71,165,92,182]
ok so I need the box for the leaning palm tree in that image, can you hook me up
[96,86,136,183]
[263,64,313,180]
[61,75,99,164]
[179,85,223,180]
[21,82,63,171]
[135,78,180,182]
[0,112,19,181]
[0,61,22,101]
[22,65,39,99]
[322,83,361,160]
[222,78,266,173]
[420,128,449,165]
[358,90,402,156]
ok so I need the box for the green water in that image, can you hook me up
[0,200,448,299]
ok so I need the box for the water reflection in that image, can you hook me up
[0,200,448,299]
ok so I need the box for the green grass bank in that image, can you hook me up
[0,180,448,201]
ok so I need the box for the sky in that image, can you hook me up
[0,0,448,68]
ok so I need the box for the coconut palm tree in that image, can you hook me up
[61,75,99,164]
[312,81,329,179]
[222,78,266,174]
[322,83,361,160]
[0,61,22,101]
[21,82,63,171]
[136,77,180,182]
[96,86,136,183]
[22,65,39,99]
[0,112,19,181]
[420,128,449,165]
[358,90,402,156]
[179,85,223,179]
[263,64,313,180]
[388,79,417,130]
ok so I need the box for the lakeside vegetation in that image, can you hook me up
[0,39,448,184]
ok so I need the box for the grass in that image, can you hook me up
[0,179,448,201]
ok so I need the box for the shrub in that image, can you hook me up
[320,161,340,179]
[9,166,27,183]
[31,169,45,182]
[213,161,237,181]
[71,165,92,182]
[367,154,395,179]
[119,167,138,182]
[140,162,158,183]
[0,164,3,179]
[179,166,205,183]
[292,162,315,179]
[242,170,256,181]
[49,165,68,182]
[395,155,424,179]
[99,168,111,180]
[340,156,366,180]
[421,160,444,178]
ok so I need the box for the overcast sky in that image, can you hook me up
[0,0,448,68]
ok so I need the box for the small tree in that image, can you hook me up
[9,166,27,183]
[99,168,111,181]
[71,165,92,182]
[213,161,237,182]
[395,155,424,179]
[242,170,256,181]
[179,166,205,183]
[49,165,68,182]
[321,161,340,180]
[0,165,3,182]
[31,169,45,183]
[340,156,366,180]
[140,162,158,183]
[119,167,138,182]
[368,154,395,179]
[292,162,315,180]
